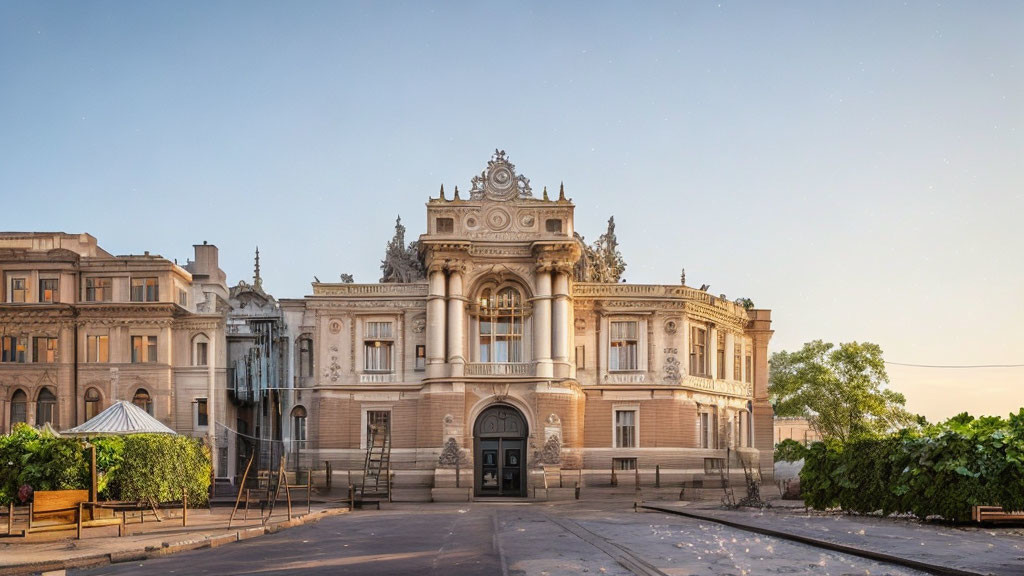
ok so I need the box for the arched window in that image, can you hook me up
[291,406,307,444]
[36,388,56,426]
[192,334,209,367]
[84,388,102,421]
[132,388,153,415]
[477,286,524,363]
[10,389,27,425]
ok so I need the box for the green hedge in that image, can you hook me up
[800,410,1024,521]
[0,424,210,507]
[774,438,809,463]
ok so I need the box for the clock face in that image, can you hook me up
[487,165,516,199]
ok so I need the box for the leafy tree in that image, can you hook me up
[769,340,915,442]
[774,438,809,462]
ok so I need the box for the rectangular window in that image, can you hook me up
[298,338,313,377]
[745,352,753,384]
[366,410,390,445]
[9,277,27,302]
[130,278,158,302]
[364,322,394,372]
[575,345,585,370]
[32,337,58,363]
[1,336,26,363]
[545,218,563,233]
[131,335,157,363]
[195,342,208,366]
[613,457,637,471]
[716,332,726,379]
[414,344,426,371]
[85,277,112,302]
[614,409,637,448]
[689,326,707,376]
[436,218,454,233]
[609,321,638,371]
[178,288,188,307]
[195,398,209,428]
[39,278,59,303]
[87,335,109,363]
[698,409,717,449]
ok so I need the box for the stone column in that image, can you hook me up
[709,326,718,379]
[427,267,447,379]
[447,263,466,377]
[551,269,570,378]
[207,334,217,477]
[724,331,736,381]
[534,267,553,378]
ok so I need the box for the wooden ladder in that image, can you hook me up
[358,424,391,507]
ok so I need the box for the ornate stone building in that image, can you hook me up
[0,233,234,475]
[279,151,774,496]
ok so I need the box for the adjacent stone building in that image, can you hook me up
[0,233,234,475]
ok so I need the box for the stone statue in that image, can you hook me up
[339,273,354,283]
[574,216,626,283]
[380,216,426,283]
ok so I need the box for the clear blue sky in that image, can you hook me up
[2,2,1021,421]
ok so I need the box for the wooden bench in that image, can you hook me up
[24,490,123,538]
[973,505,1024,524]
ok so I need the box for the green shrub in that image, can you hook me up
[0,428,210,507]
[118,435,211,506]
[774,439,809,462]
[799,409,1024,521]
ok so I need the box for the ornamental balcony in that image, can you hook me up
[465,362,536,377]
[360,372,397,383]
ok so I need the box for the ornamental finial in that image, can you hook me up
[253,246,262,289]
[439,184,446,201]
[542,186,549,201]
[558,182,566,201]
[454,185,460,200]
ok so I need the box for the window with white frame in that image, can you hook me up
[609,321,639,371]
[414,344,426,371]
[39,278,58,303]
[32,337,58,363]
[131,335,157,363]
[178,288,188,307]
[87,335,109,363]
[689,325,708,376]
[363,409,391,448]
[130,277,158,302]
[698,407,717,449]
[9,277,27,303]
[194,398,208,428]
[614,408,637,448]
[84,277,112,302]
[477,286,524,362]
[363,321,394,372]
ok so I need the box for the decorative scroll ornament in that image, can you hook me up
[469,150,533,201]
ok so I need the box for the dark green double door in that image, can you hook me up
[474,405,527,497]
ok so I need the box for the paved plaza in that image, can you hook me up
[3,499,1021,576]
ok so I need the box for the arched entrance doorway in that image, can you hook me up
[474,404,527,497]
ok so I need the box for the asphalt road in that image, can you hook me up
[72,502,928,576]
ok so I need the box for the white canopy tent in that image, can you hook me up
[64,400,177,436]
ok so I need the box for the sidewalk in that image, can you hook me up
[640,500,1024,576]
[0,503,349,576]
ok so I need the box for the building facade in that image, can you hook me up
[279,152,775,496]
[2,153,775,496]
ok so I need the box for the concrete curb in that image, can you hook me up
[0,507,350,576]
[640,504,985,576]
